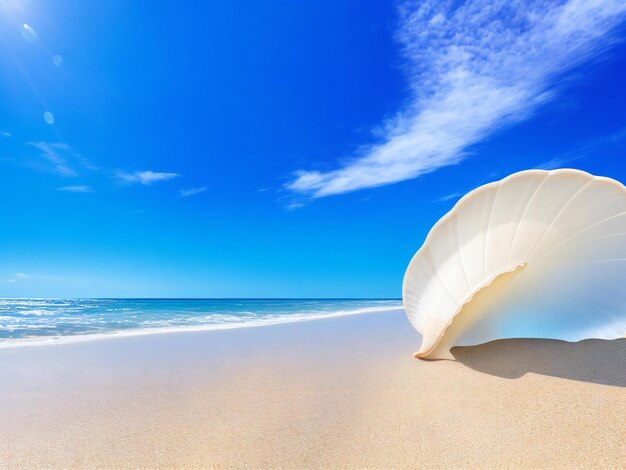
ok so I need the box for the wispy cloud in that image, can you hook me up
[178,186,207,198]
[433,171,499,203]
[535,157,571,171]
[435,192,462,203]
[8,138,182,192]
[3,273,28,283]
[1,131,11,137]
[2,272,82,284]
[117,170,180,185]
[535,127,626,169]
[57,185,94,193]
[29,141,77,177]
[287,0,626,198]
[285,202,305,211]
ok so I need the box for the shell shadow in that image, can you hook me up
[451,338,626,387]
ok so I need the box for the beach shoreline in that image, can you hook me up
[1,310,624,468]
[0,302,404,349]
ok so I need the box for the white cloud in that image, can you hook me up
[57,185,94,193]
[287,0,626,198]
[117,170,180,185]
[1,272,80,284]
[178,186,207,198]
[535,127,626,169]
[3,273,28,283]
[29,141,77,177]
[285,202,305,211]
[1,131,11,137]
[434,172,499,203]
[535,157,570,171]
[435,192,462,202]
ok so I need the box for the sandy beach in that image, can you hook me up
[0,310,624,468]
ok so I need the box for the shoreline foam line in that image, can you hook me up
[0,306,405,349]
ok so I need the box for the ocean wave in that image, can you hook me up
[0,305,403,349]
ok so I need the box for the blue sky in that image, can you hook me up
[1,0,625,298]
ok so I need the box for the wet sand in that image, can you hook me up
[0,310,624,468]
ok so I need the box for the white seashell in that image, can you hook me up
[403,169,626,359]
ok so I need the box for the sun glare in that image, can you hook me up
[0,0,28,18]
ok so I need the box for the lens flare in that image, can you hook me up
[21,23,38,43]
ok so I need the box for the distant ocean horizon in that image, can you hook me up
[0,298,403,347]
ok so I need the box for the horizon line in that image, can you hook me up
[0,297,402,301]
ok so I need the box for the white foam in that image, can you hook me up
[0,305,404,349]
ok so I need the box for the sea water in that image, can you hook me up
[0,298,402,346]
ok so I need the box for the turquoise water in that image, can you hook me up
[0,298,403,346]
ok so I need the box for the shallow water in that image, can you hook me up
[0,298,402,346]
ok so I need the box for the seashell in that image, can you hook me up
[403,169,626,359]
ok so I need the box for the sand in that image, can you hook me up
[0,310,624,468]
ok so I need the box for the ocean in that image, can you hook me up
[0,298,403,347]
